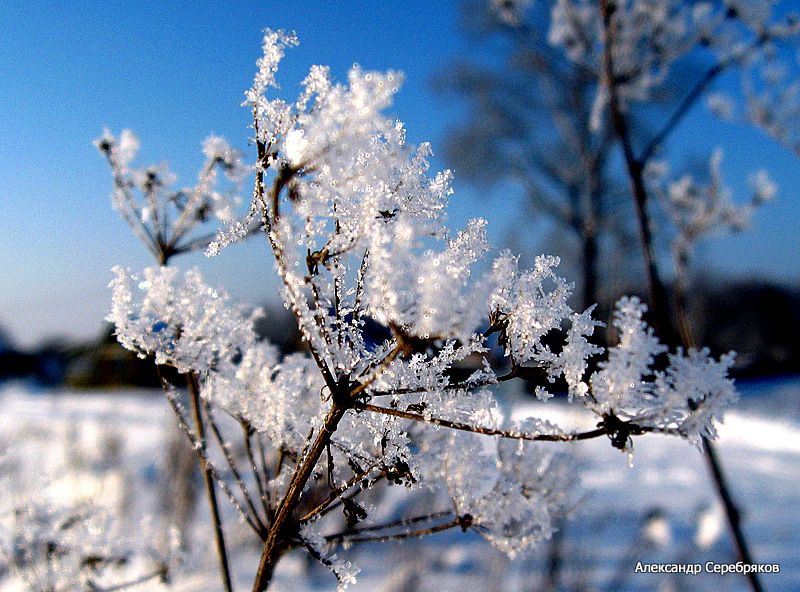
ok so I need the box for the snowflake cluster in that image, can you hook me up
[102,28,741,590]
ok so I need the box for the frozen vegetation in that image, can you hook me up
[8,1,800,588]
[0,377,797,591]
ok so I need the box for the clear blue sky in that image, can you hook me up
[1,1,798,348]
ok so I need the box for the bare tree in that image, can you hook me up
[438,0,636,311]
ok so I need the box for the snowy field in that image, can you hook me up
[1,377,798,591]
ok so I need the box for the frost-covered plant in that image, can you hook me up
[0,500,181,592]
[95,128,249,263]
[645,149,774,351]
[649,149,774,286]
[538,0,800,345]
[0,435,183,592]
[101,29,739,592]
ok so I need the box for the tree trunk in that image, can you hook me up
[581,228,598,313]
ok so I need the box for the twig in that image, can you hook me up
[204,401,268,536]
[252,402,349,591]
[159,375,262,534]
[351,345,402,398]
[185,373,234,592]
[599,0,675,343]
[326,510,454,539]
[600,4,764,589]
[242,421,273,522]
[316,471,388,520]
[299,461,385,522]
[86,565,168,592]
[356,401,652,442]
[327,517,462,546]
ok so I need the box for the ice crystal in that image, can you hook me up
[108,266,260,374]
[99,25,744,590]
[490,252,573,364]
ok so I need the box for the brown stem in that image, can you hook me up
[673,248,695,350]
[187,373,233,592]
[357,402,654,442]
[204,402,268,536]
[599,0,675,345]
[299,461,384,522]
[581,225,599,313]
[327,517,462,546]
[351,346,401,397]
[242,422,273,522]
[325,510,454,541]
[251,402,348,592]
[703,438,764,592]
[673,247,764,592]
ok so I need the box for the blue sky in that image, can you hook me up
[1,1,798,348]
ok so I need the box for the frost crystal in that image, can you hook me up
[108,266,260,374]
[99,26,743,590]
[490,252,572,364]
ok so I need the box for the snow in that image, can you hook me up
[1,377,798,591]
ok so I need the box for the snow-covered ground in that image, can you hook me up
[1,377,798,591]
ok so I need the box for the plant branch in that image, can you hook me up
[599,0,676,344]
[204,402,268,536]
[357,402,664,443]
[242,421,273,522]
[252,402,349,592]
[326,516,462,546]
[326,510,454,540]
[186,373,234,592]
[640,35,769,164]
[299,461,385,523]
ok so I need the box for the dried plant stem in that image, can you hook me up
[252,402,348,592]
[299,460,384,522]
[87,566,168,592]
[673,258,764,592]
[358,401,661,442]
[204,402,268,536]
[600,3,763,590]
[243,422,273,521]
[187,373,234,592]
[327,517,462,546]
[599,0,674,344]
[325,510,454,542]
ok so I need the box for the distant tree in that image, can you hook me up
[438,0,633,311]
[479,3,799,591]
[444,0,797,341]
